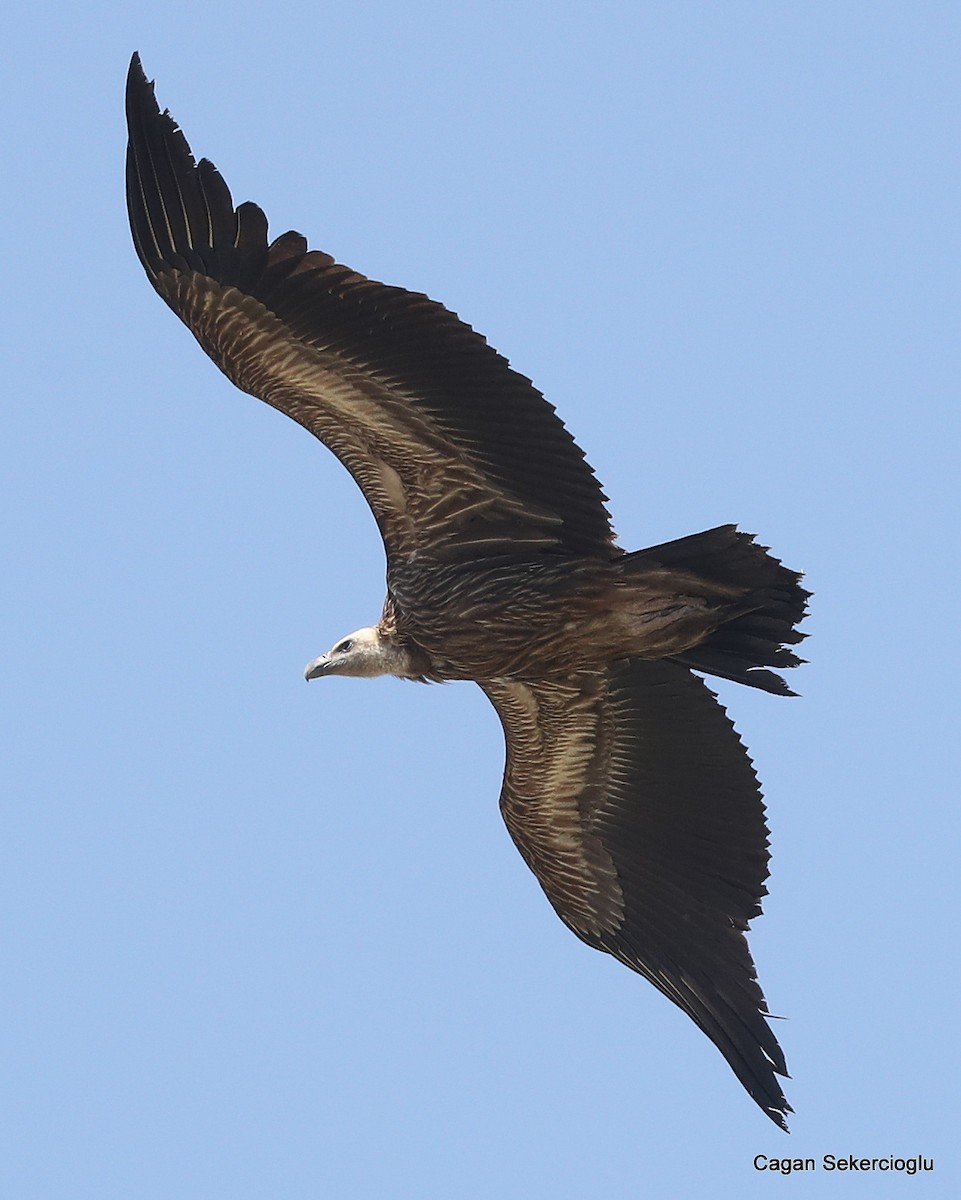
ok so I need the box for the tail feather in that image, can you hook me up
[625,525,809,695]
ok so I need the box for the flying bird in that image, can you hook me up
[125,53,807,1129]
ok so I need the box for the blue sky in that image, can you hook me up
[4,3,958,1196]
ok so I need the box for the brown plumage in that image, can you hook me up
[125,53,808,1129]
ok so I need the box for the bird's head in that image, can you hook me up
[304,626,407,680]
[303,624,434,681]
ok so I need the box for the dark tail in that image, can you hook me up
[624,525,809,696]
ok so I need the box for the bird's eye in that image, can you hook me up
[337,639,353,654]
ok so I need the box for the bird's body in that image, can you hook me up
[126,54,807,1129]
[383,552,740,682]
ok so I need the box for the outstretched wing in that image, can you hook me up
[481,660,791,1129]
[125,54,615,565]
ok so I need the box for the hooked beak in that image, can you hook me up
[304,655,330,681]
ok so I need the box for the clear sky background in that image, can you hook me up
[4,3,958,1197]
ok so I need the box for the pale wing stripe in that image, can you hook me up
[485,679,626,938]
[157,271,569,558]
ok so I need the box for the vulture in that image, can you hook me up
[125,53,807,1130]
